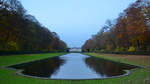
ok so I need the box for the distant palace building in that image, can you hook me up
[69,47,82,52]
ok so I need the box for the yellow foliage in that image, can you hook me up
[129,38,137,47]
[106,45,111,51]
[7,41,19,51]
[115,47,124,52]
[100,49,105,52]
[128,46,135,52]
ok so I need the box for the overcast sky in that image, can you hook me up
[20,0,136,48]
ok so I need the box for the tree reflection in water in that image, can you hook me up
[8,53,139,79]
[9,57,65,78]
[85,57,137,77]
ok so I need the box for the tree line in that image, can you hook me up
[0,0,67,52]
[82,0,150,52]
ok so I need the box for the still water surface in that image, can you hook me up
[9,53,138,79]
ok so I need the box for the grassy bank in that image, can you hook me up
[84,53,150,84]
[0,53,67,67]
[0,53,150,84]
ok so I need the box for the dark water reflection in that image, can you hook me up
[8,53,139,79]
[85,57,137,77]
[9,56,65,77]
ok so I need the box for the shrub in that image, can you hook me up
[100,49,105,52]
[147,45,150,51]
[128,46,136,52]
[115,47,124,52]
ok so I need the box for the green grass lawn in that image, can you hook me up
[0,53,150,84]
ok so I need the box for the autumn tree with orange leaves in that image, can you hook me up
[82,0,150,52]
